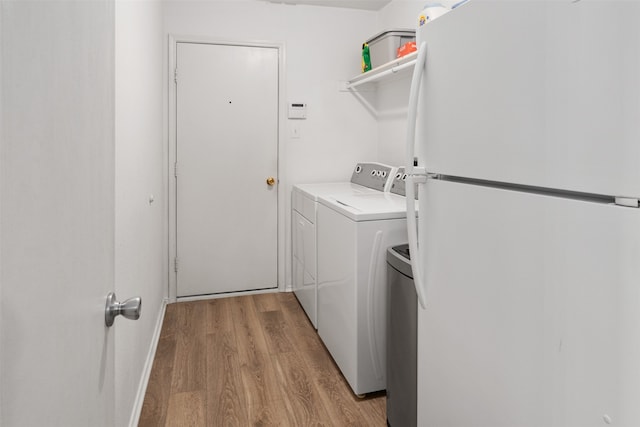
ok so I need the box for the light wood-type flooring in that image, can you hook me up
[139,292,386,426]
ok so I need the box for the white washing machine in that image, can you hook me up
[316,172,415,396]
[291,163,396,329]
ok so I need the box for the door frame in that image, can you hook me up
[168,35,286,302]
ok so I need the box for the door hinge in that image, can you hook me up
[174,162,178,178]
[174,257,179,272]
[174,68,178,84]
[614,197,639,208]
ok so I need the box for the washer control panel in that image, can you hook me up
[350,162,395,191]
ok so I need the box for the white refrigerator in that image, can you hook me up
[405,1,640,426]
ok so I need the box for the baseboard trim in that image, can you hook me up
[128,297,168,427]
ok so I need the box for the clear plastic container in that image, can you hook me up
[366,29,416,69]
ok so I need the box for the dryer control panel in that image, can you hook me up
[390,167,407,197]
[350,162,396,192]
[390,167,418,199]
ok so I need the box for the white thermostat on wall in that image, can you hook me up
[288,103,307,119]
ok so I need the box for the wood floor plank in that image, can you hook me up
[357,392,387,426]
[206,296,233,335]
[231,296,284,409]
[252,292,280,312]
[159,301,180,339]
[138,336,177,427]
[141,293,387,427]
[248,401,295,427]
[238,350,284,411]
[205,330,249,426]
[271,351,332,426]
[165,391,205,427]
[172,301,207,393]
[230,296,271,360]
[260,310,294,354]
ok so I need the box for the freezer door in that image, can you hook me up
[417,179,640,427]
[418,1,640,197]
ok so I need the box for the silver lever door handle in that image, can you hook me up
[105,292,142,327]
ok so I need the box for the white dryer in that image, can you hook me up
[316,171,416,396]
[291,163,395,329]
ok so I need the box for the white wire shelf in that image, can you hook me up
[346,51,418,89]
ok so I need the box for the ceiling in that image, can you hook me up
[265,0,392,11]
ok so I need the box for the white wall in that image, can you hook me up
[0,4,4,423]
[378,0,423,30]
[0,4,4,421]
[164,0,380,290]
[375,0,424,166]
[115,1,166,426]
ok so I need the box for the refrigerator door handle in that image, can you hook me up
[406,41,428,309]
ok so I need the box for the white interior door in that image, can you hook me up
[176,42,279,297]
[1,1,115,425]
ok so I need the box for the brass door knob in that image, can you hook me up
[266,177,276,186]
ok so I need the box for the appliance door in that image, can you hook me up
[416,0,640,197]
[317,203,358,391]
[292,210,317,328]
[417,179,640,427]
